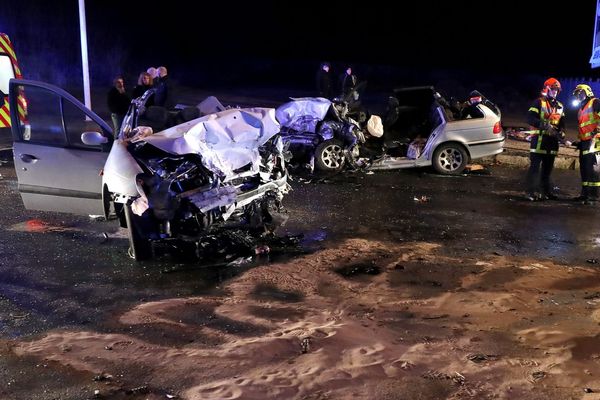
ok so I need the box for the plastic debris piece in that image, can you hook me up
[467,354,499,363]
[413,195,430,203]
[300,337,311,353]
[254,245,270,255]
[227,256,253,267]
[531,371,546,381]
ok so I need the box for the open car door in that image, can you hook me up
[9,79,113,215]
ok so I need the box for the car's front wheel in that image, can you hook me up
[432,143,468,175]
[315,139,346,171]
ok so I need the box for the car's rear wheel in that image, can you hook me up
[315,139,345,171]
[432,143,468,175]
[124,203,152,261]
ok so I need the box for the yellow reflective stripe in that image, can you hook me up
[582,138,600,154]
[529,107,540,113]
[536,134,543,151]
[0,35,16,60]
[0,110,10,127]
[0,105,10,122]
[582,182,600,186]
[549,150,558,155]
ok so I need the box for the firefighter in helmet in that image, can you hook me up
[525,77,566,201]
[571,83,600,205]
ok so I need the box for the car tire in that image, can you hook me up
[315,139,346,171]
[432,143,468,175]
[124,203,152,261]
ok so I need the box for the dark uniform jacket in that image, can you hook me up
[527,97,565,155]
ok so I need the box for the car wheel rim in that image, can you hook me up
[322,144,344,169]
[439,148,463,171]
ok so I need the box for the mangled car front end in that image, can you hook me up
[105,105,290,260]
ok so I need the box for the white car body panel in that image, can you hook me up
[13,141,107,214]
[370,104,504,171]
[102,140,143,198]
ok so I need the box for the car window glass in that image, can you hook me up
[62,100,105,150]
[18,85,66,145]
[0,55,15,94]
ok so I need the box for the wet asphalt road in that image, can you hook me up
[2,149,600,398]
[0,155,599,340]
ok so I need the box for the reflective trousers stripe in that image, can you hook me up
[530,148,558,155]
[582,182,600,187]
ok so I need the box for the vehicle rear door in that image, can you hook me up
[9,79,113,215]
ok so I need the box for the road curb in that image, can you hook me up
[482,138,579,170]
[487,151,578,170]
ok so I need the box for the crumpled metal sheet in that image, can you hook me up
[140,107,280,180]
[276,97,332,133]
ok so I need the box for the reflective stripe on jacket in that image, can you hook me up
[578,98,600,141]
[529,98,563,155]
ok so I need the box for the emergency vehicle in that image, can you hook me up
[0,32,27,129]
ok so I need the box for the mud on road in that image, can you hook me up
[1,159,600,399]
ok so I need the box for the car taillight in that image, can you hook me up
[493,121,502,134]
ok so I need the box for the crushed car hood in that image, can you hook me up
[140,107,280,180]
[276,97,332,133]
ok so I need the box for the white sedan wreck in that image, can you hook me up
[7,80,289,260]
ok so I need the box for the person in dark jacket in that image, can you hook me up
[154,66,171,108]
[525,78,566,201]
[338,66,357,99]
[571,83,600,204]
[107,76,130,135]
[316,62,332,99]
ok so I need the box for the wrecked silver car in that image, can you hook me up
[367,86,505,174]
[8,79,289,260]
[278,87,504,175]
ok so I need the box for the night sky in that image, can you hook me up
[0,0,598,92]
[87,0,597,74]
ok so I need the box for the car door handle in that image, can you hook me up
[20,154,38,163]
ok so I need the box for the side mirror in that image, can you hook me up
[81,131,108,145]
